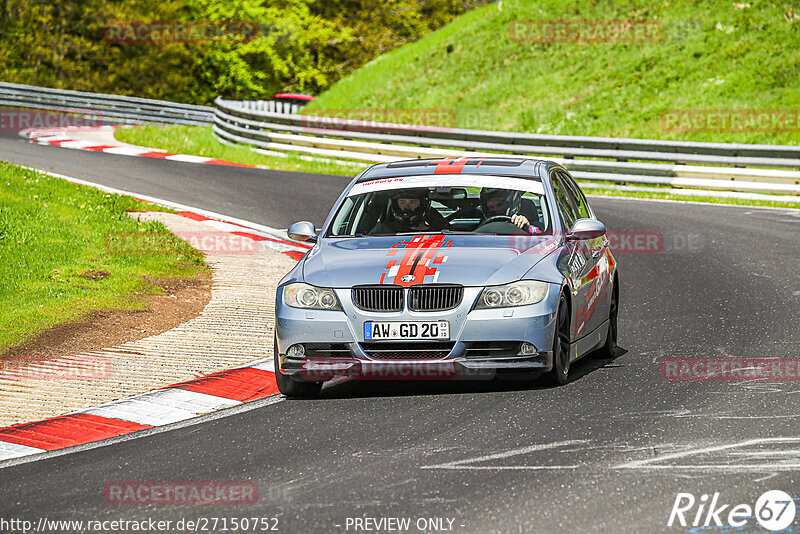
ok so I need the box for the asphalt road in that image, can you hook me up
[0,131,350,229]
[2,134,800,533]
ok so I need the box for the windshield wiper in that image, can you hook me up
[388,230,499,236]
[440,229,498,235]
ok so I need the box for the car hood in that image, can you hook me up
[302,234,559,287]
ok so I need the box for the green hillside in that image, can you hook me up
[305,0,800,144]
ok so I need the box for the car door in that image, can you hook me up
[560,171,611,339]
[550,171,594,348]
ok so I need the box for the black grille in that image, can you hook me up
[352,285,403,312]
[303,343,351,358]
[464,341,520,358]
[361,342,455,360]
[408,285,463,311]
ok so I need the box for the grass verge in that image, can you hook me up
[305,0,800,145]
[116,124,355,177]
[0,161,207,353]
[583,186,800,209]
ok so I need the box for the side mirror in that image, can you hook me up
[287,221,317,242]
[566,218,606,241]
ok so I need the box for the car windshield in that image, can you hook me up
[326,174,552,237]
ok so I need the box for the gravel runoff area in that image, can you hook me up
[0,212,296,427]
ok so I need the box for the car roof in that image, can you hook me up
[356,157,563,182]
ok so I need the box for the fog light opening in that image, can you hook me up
[519,342,538,356]
[287,344,305,358]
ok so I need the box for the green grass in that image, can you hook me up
[116,124,356,177]
[0,162,207,353]
[305,0,800,145]
[582,185,800,209]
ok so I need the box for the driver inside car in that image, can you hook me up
[479,188,541,233]
[368,188,450,234]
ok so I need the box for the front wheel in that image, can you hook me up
[591,277,618,359]
[542,292,571,386]
[274,335,322,398]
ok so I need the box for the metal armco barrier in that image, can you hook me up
[0,82,214,125]
[213,98,800,195]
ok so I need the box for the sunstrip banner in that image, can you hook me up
[380,235,453,286]
[348,174,545,196]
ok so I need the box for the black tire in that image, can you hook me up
[274,335,322,398]
[591,276,619,359]
[542,292,571,386]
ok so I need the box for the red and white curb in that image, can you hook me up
[0,167,312,464]
[22,166,314,262]
[0,362,278,461]
[21,125,256,168]
[174,210,311,261]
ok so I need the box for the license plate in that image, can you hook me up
[363,321,450,340]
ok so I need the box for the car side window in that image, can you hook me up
[551,172,579,229]
[560,171,591,220]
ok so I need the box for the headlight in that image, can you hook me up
[283,283,342,310]
[475,280,548,309]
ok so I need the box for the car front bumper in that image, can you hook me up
[275,284,560,382]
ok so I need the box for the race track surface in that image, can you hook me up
[2,134,800,533]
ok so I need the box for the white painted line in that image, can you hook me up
[247,358,275,371]
[582,182,800,203]
[259,241,307,254]
[201,220,253,233]
[616,464,800,472]
[585,192,800,213]
[0,441,47,461]
[150,388,242,412]
[421,439,589,470]
[102,146,154,156]
[16,165,306,243]
[34,135,74,142]
[81,398,196,426]
[59,140,103,149]
[615,437,800,470]
[165,154,213,163]
[81,389,240,426]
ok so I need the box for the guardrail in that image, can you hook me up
[234,100,305,115]
[0,82,214,125]
[213,98,800,196]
